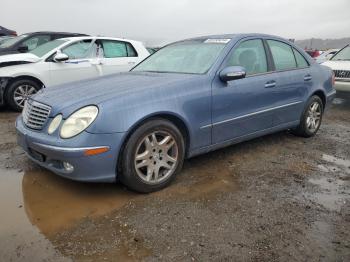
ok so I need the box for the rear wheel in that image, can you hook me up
[5,79,40,111]
[120,119,185,193]
[292,95,323,137]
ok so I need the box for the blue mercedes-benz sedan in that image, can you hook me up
[16,34,336,192]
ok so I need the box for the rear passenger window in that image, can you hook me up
[227,39,268,75]
[267,40,297,71]
[293,48,309,68]
[101,40,127,58]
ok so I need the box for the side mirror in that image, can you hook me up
[17,45,28,53]
[53,53,69,62]
[219,66,246,82]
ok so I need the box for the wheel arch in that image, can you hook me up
[6,75,45,90]
[310,89,326,109]
[116,112,191,177]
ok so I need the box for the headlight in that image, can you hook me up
[60,106,98,139]
[48,114,62,134]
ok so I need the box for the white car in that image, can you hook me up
[0,36,150,110]
[315,48,339,64]
[322,44,350,92]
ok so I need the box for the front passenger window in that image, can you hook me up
[62,40,93,59]
[227,39,268,75]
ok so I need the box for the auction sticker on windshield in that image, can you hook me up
[204,39,231,44]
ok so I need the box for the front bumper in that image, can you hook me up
[0,78,9,106]
[16,116,125,183]
[334,80,350,92]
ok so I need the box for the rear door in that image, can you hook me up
[49,39,102,86]
[265,39,311,126]
[98,39,139,75]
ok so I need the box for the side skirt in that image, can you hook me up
[187,120,300,158]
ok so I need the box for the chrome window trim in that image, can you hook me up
[200,100,303,129]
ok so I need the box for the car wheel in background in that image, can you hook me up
[292,95,323,137]
[120,118,185,193]
[5,79,40,111]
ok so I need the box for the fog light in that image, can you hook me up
[63,162,74,172]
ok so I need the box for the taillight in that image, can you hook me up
[332,71,335,86]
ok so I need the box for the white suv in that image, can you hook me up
[322,44,350,92]
[0,36,150,110]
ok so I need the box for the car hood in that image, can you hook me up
[322,60,350,70]
[32,72,202,117]
[0,53,40,64]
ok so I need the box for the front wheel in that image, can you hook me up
[5,79,40,111]
[292,95,323,137]
[120,119,185,193]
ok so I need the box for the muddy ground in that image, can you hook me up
[0,92,349,262]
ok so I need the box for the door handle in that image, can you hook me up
[265,80,276,88]
[304,74,312,81]
[128,62,136,65]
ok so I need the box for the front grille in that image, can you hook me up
[334,70,350,79]
[23,99,51,130]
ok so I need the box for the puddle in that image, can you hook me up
[0,168,140,261]
[0,169,70,262]
[332,98,345,105]
[22,169,138,236]
[307,177,348,212]
[322,154,350,174]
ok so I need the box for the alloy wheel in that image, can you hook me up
[13,84,37,108]
[306,101,322,132]
[134,131,178,184]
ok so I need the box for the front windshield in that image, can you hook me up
[331,45,350,61]
[0,34,28,48]
[133,39,229,74]
[30,39,67,57]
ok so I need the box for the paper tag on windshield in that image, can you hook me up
[204,39,231,44]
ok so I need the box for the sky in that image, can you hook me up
[2,0,349,46]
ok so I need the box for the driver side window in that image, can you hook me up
[61,40,95,59]
[227,39,268,75]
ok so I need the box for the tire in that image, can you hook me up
[120,118,185,193]
[292,95,323,138]
[5,79,41,111]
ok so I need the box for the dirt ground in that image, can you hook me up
[0,92,349,262]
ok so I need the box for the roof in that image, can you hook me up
[22,31,87,36]
[189,33,287,41]
[60,36,142,44]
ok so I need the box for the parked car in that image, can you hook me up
[315,49,339,64]
[16,33,336,193]
[322,44,350,91]
[0,36,14,45]
[0,31,87,56]
[0,36,150,110]
[305,49,320,58]
[0,26,17,37]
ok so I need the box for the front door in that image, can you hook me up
[49,39,102,86]
[211,38,275,144]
